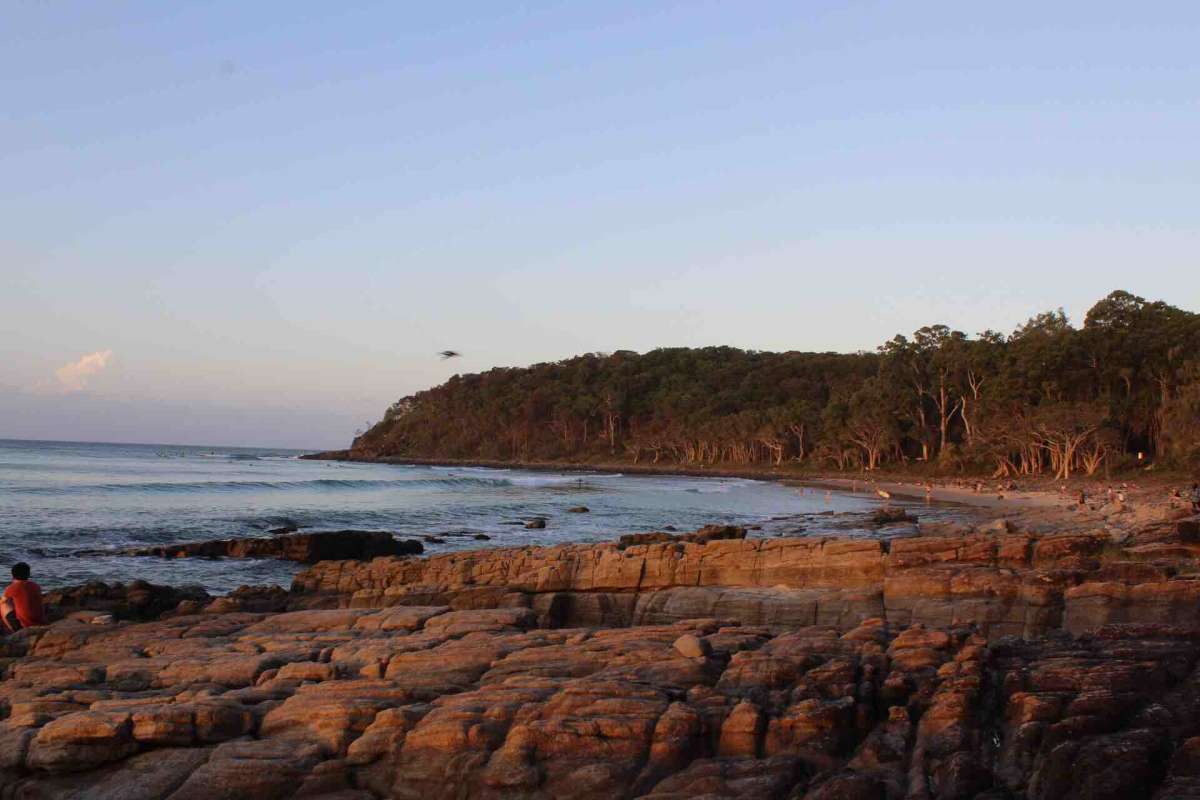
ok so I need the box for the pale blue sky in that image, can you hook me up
[3,2,1198,448]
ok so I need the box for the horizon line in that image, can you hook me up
[0,436,314,452]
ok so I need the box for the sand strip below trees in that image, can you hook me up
[796,477,1066,510]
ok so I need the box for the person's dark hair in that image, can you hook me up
[11,563,31,581]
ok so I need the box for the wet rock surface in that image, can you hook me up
[3,517,1200,798]
[128,531,424,563]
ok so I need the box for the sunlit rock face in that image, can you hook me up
[294,518,1200,639]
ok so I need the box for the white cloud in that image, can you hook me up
[55,350,114,393]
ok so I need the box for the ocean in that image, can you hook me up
[0,438,947,594]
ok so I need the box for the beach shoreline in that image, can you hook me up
[304,451,1190,513]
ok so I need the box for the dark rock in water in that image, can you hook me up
[436,530,490,539]
[128,531,422,563]
[299,449,350,460]
[268,523,300,535]
[567,506,590,513]
[748,524,762,530]
[44,580,210,622]
[871,508,917,527]
[525,519,547,529]
[473,533,491,540]
[618,524,746,549]
[662,525,677,531]
[423,536,446,544]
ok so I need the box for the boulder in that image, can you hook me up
[44,580,211,621]
[673,633,712,658]
[206,584,291,614]
[619,524,747,548]
[26,711,138,771]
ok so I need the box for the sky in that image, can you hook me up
[2,2,1198,449]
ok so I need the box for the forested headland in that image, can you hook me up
[350,291,1200,478]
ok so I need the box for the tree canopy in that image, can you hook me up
[352,291,1200,475]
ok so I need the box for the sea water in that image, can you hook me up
[0,439,948,593]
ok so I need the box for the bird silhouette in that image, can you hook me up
[439,350,461,360]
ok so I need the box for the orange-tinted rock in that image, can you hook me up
[718,699,765,758]
[260,680,415,755]
[25,711,138,771]
[6,521,1200,796]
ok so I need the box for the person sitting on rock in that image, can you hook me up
[1,562,47,634]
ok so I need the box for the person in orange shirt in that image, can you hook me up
[2,562,47,634]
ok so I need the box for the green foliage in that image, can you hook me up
[354,291,1200,474]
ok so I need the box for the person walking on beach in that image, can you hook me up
[1,563,47,634]
[1191,483,1200,515]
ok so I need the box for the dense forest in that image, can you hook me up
[351,291,1200,477]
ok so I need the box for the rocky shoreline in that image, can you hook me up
[4,502,1200,798]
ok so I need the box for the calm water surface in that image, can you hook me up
[0,439,951,593]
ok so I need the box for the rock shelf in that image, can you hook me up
[2,513,1200,798]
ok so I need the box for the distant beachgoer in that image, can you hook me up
[1191,483,1200,514]
[2,563,47,634]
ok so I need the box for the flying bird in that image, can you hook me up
[439,350,461,360]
